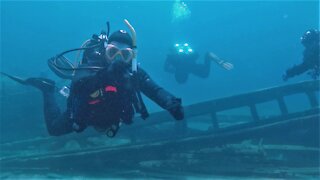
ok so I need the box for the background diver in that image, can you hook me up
[1,20,184,137]
[283,29,319,81]
[164,43,234,84]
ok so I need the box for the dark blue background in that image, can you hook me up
[1,1,318,111]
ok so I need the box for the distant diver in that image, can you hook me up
[283,29,319,81]
[164,42,234,84]
[1,19,184,138]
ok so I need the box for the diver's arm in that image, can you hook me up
[283,63,310,81]
[283,49,315,81]
[138,68,184,120]
[207,52,234,70]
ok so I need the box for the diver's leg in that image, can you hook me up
[42,90,74,136]
[190,54,211,78]
[27,78,74,136]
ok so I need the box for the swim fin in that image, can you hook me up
[1,72,56,92]
[0,72,28,85]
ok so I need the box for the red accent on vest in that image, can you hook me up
[88,99,101,105]
[105,85,117,92]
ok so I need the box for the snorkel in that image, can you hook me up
[123,19,137,73]
[123,19,149,119]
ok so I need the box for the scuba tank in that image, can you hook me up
[47,22,111,80]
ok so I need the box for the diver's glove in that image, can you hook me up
[167,98,184,120]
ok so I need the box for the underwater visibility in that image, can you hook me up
[0,1,319,179]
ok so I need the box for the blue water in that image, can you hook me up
[2,1,318,108]
[1,1,319,179]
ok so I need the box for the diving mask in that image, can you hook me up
[105,44,134,63]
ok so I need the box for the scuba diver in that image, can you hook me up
[164,43,234,84]
[1,20,184,137]
[283,29,320,81]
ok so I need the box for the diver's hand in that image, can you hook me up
[167,98,184,120]
[221,61,234,70]
[207,52,234,70]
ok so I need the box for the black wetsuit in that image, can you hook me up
[284,43,320,80]
[43,62,183,136]
[164,52,211,84]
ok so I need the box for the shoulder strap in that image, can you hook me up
[132,69,149,119]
